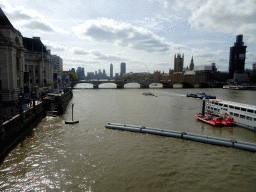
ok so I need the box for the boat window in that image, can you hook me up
[247,109,253,113]
[211,107,213,110]
[254,118,256,121]
[229,105,234,109]
[240,115,245,119]
[230,112,233,115]
[215,103,218,105]
[224,104,228,107]
[235,107,240,110]
[214,108,217,111]
[234,113,239,117]
[246,116,252,121]
[241,108,246,111]
[219,103,223,106]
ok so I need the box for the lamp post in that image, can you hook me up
[18,91,23,121]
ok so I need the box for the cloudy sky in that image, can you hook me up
[1,0,256,75]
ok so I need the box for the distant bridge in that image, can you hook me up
[71,80,225,89]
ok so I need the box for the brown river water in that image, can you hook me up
[1,83,256,191]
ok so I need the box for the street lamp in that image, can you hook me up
[18,91,23,120]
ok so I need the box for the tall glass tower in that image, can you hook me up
[120,62,126,77]
[110,63,113,79]
[229,35,247,79]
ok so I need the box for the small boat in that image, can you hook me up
[195,99,233,127]
[195,113,223,126]
[187,93,195,97]
[189,92,216,99]
[223,85,229,89]
[193,92,206,99]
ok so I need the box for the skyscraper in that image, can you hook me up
[229,34,247,79]
[174,54,184,72]
[120,62,126,76]
[110,63,113,78]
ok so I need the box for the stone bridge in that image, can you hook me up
[71,80,225,89]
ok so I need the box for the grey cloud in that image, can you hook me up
[73,49,88,55]
[23,21,54,32]
[91,51,124,61]
[76,19,170,53]
[9,10,33,21]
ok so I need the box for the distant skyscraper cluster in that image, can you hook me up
[228,34,247,79]
[76,67,85,80]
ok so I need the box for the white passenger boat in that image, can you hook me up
[205,99,256,131]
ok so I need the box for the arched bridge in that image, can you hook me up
[72,80,174,89]
[71,80,225,89]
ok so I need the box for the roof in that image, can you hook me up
[0,7,15,29]
[23,37,48,53]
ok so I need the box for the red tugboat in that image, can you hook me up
[195,113,223,126]
[195,100,234,126]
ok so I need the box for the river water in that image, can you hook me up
[1,83,256,191]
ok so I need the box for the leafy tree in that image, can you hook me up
[62,72,79,81]
[248,72,256,84]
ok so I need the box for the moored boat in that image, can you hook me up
[195,113,223,126]
[205,99,256,131]
[187,92,216,99]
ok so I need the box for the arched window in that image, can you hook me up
[15,37,20,46]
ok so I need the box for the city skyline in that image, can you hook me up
[1,0,256,75]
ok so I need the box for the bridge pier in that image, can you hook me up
[140,84,149,88]
[162,83,173,88]
[182,83,194,88]
[116,84,124,89]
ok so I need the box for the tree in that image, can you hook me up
[62,72,79,81]
[248,72,256,84]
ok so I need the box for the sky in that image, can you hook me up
[1,0,256,75]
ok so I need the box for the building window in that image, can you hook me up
[234,113,239,117]
[235,107,240,110]
[240,115,245,119]
[229,105,234,109]
[246,116,252,121]
[247,109,253,113]
[241,108,246,111]
[16,58,20,71]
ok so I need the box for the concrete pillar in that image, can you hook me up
[116,84,124,89]
[140,84,149,88]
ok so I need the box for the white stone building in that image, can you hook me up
[0,8,54,104]
[51,55,63,75]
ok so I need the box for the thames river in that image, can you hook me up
[1,83,256,191]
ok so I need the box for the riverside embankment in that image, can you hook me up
[0,90,73,162]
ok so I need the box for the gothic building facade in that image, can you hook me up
[189,56,194,71]
[174,53,184,72]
